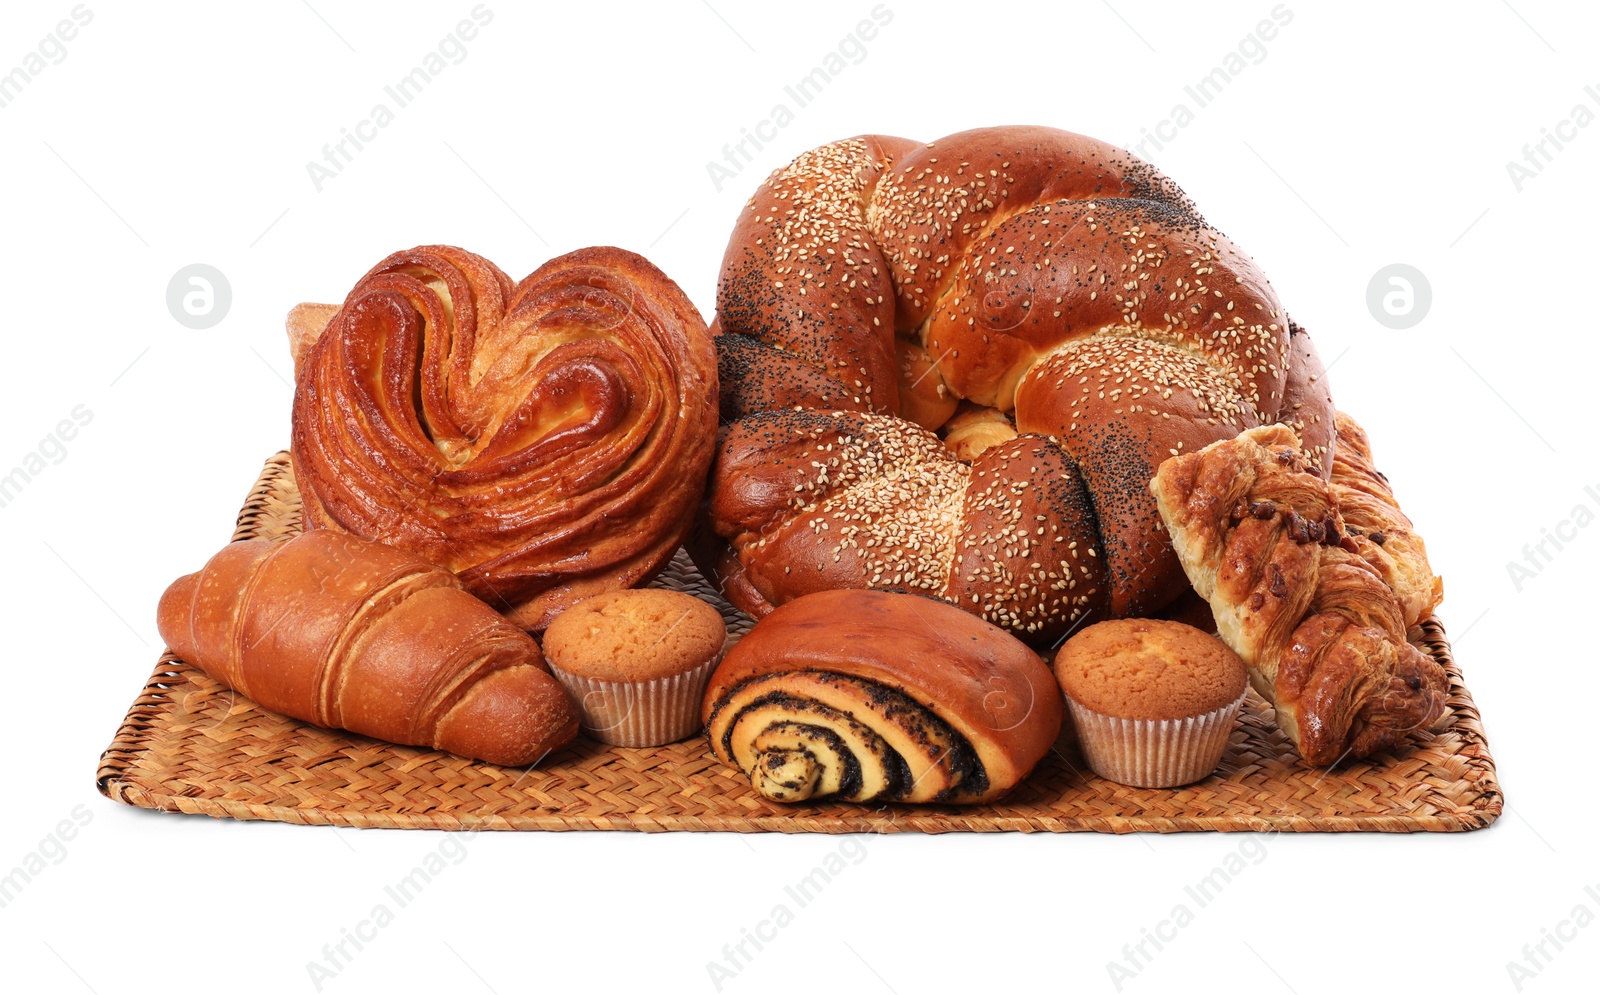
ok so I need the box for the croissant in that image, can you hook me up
[290,244,718,631]
[156,530,579,766]
[706,125,1336,635]
[702,589,1062,804]
[1150,422,1447,765]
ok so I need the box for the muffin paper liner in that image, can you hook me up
[1065,691,1246,789]
[547,655,720,749]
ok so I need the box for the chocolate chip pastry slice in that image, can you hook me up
[1150,421,1447,765]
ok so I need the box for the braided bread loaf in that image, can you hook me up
[706,126,1335,642]
[290,245,718,631]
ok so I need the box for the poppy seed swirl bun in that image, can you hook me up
[705,126,1336,642]
[702,589,1062,805]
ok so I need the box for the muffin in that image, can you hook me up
[1054,618,1247,788]
[541,589,727,748]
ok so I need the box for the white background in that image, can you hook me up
[1,1,1596,993]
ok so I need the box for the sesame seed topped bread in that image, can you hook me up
[701,125,1337,642]
[709,412,1106,643]
[541,589,726,684]
[1054,618,1247,722]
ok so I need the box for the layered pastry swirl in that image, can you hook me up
[1151,419,1447,764]
[290,245,719,630]
[702,589,1062,804]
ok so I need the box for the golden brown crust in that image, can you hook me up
[707,410,1106,645]
[1329,411,1443,627]
[1150,424,1447,765]
[155,531,578,766]
[717,134,918,416]
[940,402,1017,460]
[714,333,869,424]
[896,338,959,430]
[866,127,1195,339]
[1055,618,1247,720]
[1278,321,1336,473]
[710,126,1336,632]
[701,589,1062,804]
[540,589,726,684]
[683,513,778,622]
[290,244,718,631]
[286,302,340,378]
[946,435,1109,636]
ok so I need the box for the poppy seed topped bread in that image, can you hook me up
[542,589,726,684]
[703,126,1340,644]
[1055,618,1247,722]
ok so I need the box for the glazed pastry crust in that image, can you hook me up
[290,245,719,630]
[156,531,578,766]
[707,126,1338,631]
[1150,421,1447,765]
[1328,411,1443,628]
[708,410,1107,645]
[702,589,1062,804]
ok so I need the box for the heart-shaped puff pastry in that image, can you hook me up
[289,244,718,630]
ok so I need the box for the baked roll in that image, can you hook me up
[290,245,718,630]
[702,589,1062,804]
[1150,421,1447,765]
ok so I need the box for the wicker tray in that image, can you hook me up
[97,453,1502,833]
